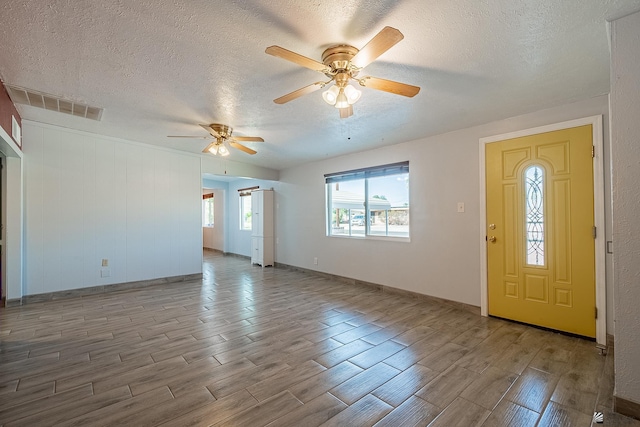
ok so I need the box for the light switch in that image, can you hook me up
[457,202,465,213]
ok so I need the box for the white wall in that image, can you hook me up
[611,10,640,407]
[22,122,202,295]
[277,96,613,318]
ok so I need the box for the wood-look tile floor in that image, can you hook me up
[1,251,638,426]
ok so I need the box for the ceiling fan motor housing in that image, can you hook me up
[209,123,233,140]
[321,45,360,78]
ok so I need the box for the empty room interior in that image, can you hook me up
[1,1,640,426]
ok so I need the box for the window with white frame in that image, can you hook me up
[203,193,214,227]
[325,162,410,239]
[239,186,258,230]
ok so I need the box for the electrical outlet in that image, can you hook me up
[100,268,111,278]
[314,257,318,265]
[101,258,109,267]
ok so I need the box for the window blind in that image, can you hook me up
[324,161,409,183]
[238,186,259,197]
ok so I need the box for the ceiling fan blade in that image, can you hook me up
[232,136,264,142]
[339,105,353,119]
[199,124,222,138]
[167,135,209,139]
[359,76,420,97]
[266,45,327,72]
[229,141,257,155]
[351,26,404,69]
[274,81,325,104]
[202,142,217,153]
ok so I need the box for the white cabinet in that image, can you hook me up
[251,236,274,267]
[251,190,274,267]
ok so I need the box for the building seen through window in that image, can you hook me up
[325,162,409,239]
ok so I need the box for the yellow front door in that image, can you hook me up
[486,125,596,337]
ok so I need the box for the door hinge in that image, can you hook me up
[592,145,595,158]
[595,307,598,319]
[592,226,597,239]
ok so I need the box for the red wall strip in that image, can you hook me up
[0,83,22,150]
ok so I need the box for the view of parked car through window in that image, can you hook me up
[325,162,410,239]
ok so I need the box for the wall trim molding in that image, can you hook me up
[273,261,480,315]
[614,396,640,421]
[5,273,202,307]
[223,251,251,260]
[219,250,479,314]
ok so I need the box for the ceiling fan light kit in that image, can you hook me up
[266,26,420,118]
[334,88,349,109]
[323,83,361,108]
[344,85,362,105]
[322,85,340,104]
[205,141,230,157]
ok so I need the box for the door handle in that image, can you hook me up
[488,236,497,243]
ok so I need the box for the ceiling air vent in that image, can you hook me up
[4,84,103,121]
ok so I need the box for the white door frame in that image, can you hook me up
[478,115,606,347]
[0,123,24,303]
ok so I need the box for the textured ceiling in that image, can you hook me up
[1,0,639,171]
